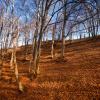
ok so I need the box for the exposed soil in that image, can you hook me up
[0,36,100,100]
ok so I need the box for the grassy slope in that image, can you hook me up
[0,36,100,100]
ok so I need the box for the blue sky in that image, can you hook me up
[0,0,100,43]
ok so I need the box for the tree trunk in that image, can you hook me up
[61,0,66,58]
[51,26,55,58]
[0,43,3,79]
[61,29,65,58]
[80,34,82,40]
[10,35,23,92]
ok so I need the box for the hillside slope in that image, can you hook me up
[0,36,100,100]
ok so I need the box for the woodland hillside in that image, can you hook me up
[0,36,100,100]
[0,0,100,99]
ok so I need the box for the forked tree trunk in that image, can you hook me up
[10,34,23,92]
[30,3,49,79]
[30,31,42,80]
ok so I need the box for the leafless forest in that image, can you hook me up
[0,0,100,99]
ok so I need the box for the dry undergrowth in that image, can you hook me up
[0,37,100,100]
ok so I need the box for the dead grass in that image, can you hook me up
[0,36,100,100]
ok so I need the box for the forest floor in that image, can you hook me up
[0,36,100,100]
